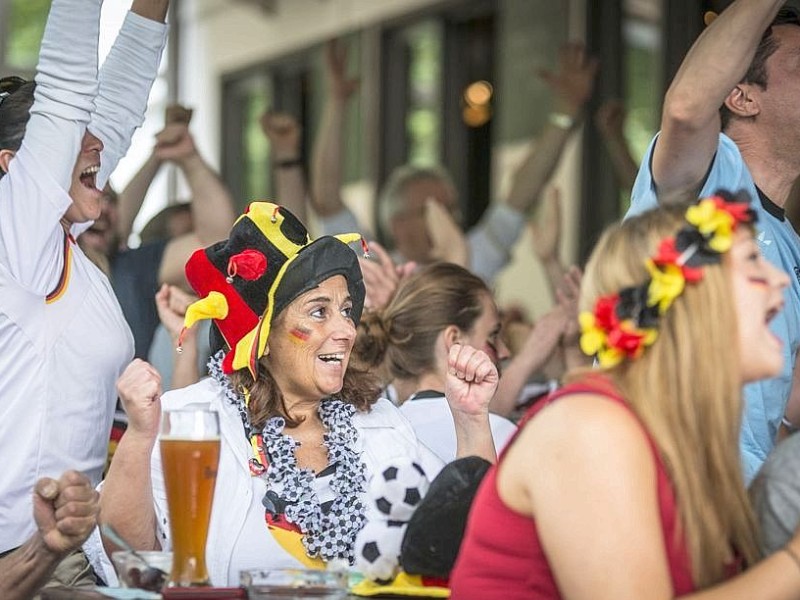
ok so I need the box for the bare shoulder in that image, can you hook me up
[520,392,650,452]
[498,392,655,515]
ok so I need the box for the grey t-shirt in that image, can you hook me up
[750,433,800,555]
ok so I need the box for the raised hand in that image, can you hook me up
[539,41,599,118]
[594,99,639,190]
[359,241,416,311]
[33,471,99,557]
[155,283,196,339]
[445,343,498,418]
[595,99,627,139]
[154,123,197,164]
[425,197,469,267]
[116,359,162,440]
[260,110,302,160]
[325,38,359,102]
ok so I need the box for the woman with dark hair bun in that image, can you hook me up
[0,0,168,560]
[355,262,517,463]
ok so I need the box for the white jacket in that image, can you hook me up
[89,377,442,586]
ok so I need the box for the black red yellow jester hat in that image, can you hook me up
[180,201,366,377]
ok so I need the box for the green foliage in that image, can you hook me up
[404,20,442,167]
[6,0,50,70]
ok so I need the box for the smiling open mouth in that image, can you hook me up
[79,164,99,189]
[319,353,345,364]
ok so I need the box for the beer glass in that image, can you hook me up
[159,409,220,587]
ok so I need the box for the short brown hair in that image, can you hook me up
[720,7,800,130]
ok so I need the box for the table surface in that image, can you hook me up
[41,585,363,599]
[42,586,246,599]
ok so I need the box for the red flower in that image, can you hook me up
[709,195,753,225]
[594,295,620,330]
[652,237,703,283]
[606,325,648,358]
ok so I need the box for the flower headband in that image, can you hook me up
[579,192,756,368]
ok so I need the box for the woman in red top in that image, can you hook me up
[451,194,800,599]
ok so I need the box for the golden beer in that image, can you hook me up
[160,410,220,587]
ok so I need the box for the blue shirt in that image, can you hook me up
[627,132,800,483]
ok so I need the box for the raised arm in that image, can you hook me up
[155,284,200,390]
[0,0,101,291]
[157,124,237,288]
[88,0,168,190]
[489,306,567,418]
[467,42,596,284]
[261,110,308,223]
[117,105,193,246]
[504,42,597,215]
[446,344,499,463]
[100,360,163,555]
[529,187,567,295]
[595,99,639,191]
[19,0,102,189]
[652,0,784,200]
[310,39,359,218]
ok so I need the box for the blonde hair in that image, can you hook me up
[578,204,760,586]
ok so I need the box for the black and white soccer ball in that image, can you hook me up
[368,458,430,522]
[354,520,406,584]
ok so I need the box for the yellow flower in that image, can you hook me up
[646,260,685,314]
[642,328,658,347]
[685,198,734,252]
[579,311,605,356]
[597,346,624,368]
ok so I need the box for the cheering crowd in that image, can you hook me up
[5,1,800,599]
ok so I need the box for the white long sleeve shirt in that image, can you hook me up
[0,2,167,553]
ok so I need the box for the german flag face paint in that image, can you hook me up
[746,277,769,287]
[289,326,312,345]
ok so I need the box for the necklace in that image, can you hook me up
[208,351,367,564]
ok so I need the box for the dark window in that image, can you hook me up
[380,1,496,238]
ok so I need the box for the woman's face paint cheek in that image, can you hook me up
[747,277,768,287]
[289,326,311,345]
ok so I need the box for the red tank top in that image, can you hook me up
[449,377,696,599]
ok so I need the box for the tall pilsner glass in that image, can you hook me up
[159,409,220,587]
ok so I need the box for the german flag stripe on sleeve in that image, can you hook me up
[46,232,73,304]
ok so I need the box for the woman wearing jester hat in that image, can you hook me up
[92,201,498,584]
[451,192,800,599]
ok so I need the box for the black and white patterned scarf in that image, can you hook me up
[208,351,367,564]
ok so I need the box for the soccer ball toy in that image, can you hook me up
[354,520,407,584]
[368,459,429,522]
